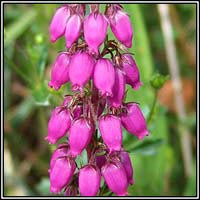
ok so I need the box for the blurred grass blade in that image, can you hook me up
[4,9,37,47]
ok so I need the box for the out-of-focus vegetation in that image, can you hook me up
[4,4,197,196]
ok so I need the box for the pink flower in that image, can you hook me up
[93,58,115,97]
[110,10,133,48]
[108,68,125,108]
[69,51,94,91]
[49,6,70,42]
[121,103,149,140]
[78,165,101,196]
[122,54,142,90]
[84,12,108,54]
[98,114,122,152]
[45,107,71,144]
[69,118,94,156]
[49,157,76,193]
[101,160,128,196]
[65,14,82,48]
[48,53,70,91]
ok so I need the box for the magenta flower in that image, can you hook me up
[65,14,82,48]
[45,107,71,144]
[110,10,133,48]
[48,53,70,91]
[121,103,149,140]
[98,114,122,152]
[93,58,115,97]
[49,144,70,170]
[101,160,128,196]
[69,51,94,91]
[120,151,134,185]
[122,54,142,90]
[69,118,94,156]
[108,68,125,108]
[49,157,76,193]
[96,155,106,170]
[84,12,108,54]
[49,6,70,42]
[78,165,101,196]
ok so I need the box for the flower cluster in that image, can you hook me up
[45,4,149,196]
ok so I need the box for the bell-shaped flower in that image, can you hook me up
[122,54,142,90]
[84,12,108,54]
[78,165,101,196]
[49,157,76,193]
[110,10,133,48]
[45,107,71,144]
[49,6,70,42]
[120,151,134,185]
[98,114,122,152]
[69,51,94,91]
[65,14,82,48]
[69,118,94,156]
[48,53,70,91]
[93,58,115,97]
[101,160,128,196]
[108,68,125,108]
[121,103,149,140]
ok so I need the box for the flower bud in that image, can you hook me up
[69,52,94,91]
[101,160,128,196]
[49,144,70,170]
[93,58,115,97]
[45,107,71,144]
[69,118,94,156]
[79,165,101,196]
[121,103,149,140]
[122,54,142,90]
[50,157,76,193]
[65,14,82,48]
[48,53,70,90]
[110,10,133,48]
[84,12,108,54]
[49,6,70,42]
[120,151,134,185]
[98,115,122,152]
[108,68,125,108]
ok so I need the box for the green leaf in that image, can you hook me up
[128,138,164,155]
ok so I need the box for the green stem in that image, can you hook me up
[147,90,158,124]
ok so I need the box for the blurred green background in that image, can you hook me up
[4,4,197,196]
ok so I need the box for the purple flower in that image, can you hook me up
[120,151,134,185]
[121,103,149,140]
[93,58,115,97]
[108,68,126,108]
[98,114,122,152]
[110,10,133,48]
[65,14,82,48]
[84,12,108,54]
[69,118,94,156]
[50,157,76,193]
[101,160,128,196]
[69,52,94,91]
[78,165,101,196]
[48,53,70,90]
[49,6,70,42]
[122,54,142,90]
[45,107,71,144]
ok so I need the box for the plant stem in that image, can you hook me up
[147,90,158,124]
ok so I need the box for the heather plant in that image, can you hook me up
[46,4,149,196]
